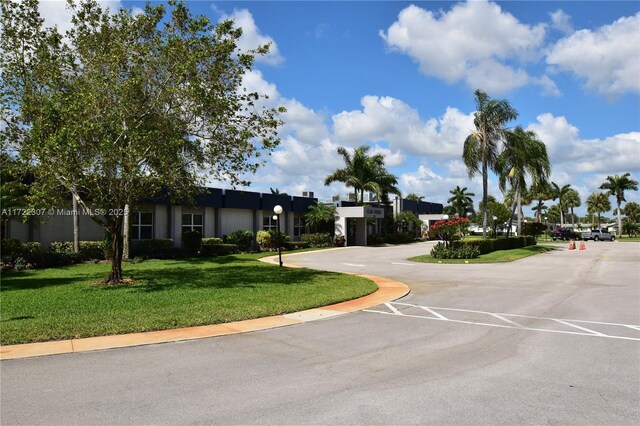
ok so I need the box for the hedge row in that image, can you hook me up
[50,241,105,261]
[451,236,536,255]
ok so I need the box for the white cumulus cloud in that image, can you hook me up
[546,13,640,98]
[380,1,546,94]
[220,9,283,65]
[333,96,475,157]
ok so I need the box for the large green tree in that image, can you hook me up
[623,201,640,222]
[1,0,284,283]
[324,145,400,205]
[447,186,475,217]
[586,192,611,229]
[529,181,553,222]
[599,173,639,237]
[496,126,550,236]
[463,89,518,239]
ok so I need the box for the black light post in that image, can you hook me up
[492,215,497,237]
[273,205,283,267]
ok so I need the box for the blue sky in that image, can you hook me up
[41,0,640,215]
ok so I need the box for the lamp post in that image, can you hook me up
[273,205,283,267]
[492,215,497,238]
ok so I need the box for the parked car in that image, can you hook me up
[551,228,580,241]
[581,229,616,241]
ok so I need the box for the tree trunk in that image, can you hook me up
[123,204,130,260]
[482,161,488,240]
[570,207,575,228]
[72,195,79,253]
[516,191,522,236]
[507,196,517,237]
[560,204,564,227]
[617,203,622,238]
[104,216,124,284]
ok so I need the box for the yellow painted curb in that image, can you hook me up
[0,254,409,360]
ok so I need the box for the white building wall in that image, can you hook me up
[153,204,169,239]
[172,205,182,247]
[220,208,253,236]
[78,215,106,241]
[204,207,215,238]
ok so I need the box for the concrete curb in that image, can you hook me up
[0,254,409,361]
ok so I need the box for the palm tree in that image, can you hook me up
[587,192,611,229]
[531,202,548,221]
[530,181,553,222]
[496,126,550,236]
[406,193,425,202]
[564,189,581,229]
[623,201,640,222]
[270,187,289,196]
[304,203,337,233]
[447,186,475,217]
[551,182,572,227]
[325,145,400,205]
[463,89,518,239]
[600,173,639,237]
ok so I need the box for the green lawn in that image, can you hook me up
[0,253,376,345]
[409,245,555,264]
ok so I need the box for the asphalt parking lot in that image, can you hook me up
[2,241,639,424]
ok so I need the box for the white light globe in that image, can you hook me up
[273,205,283,215]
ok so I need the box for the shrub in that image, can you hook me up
[281,241,310,251]
[430,242,480,259]
[200,243,239,256]
[201,237,223,246]
[256,231,271,249]
[182,231,202,255]
[366,234,384,246]
[1,239,24,257]
[132,239,176,258]
[334,235,346,247]
[384,232,415,244]
[300,233,331,247]
[226,230,254,252]
[50,241,105,261]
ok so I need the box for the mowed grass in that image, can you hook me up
[0,253,376,345]
[409,245,555,264]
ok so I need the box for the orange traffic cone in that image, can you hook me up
[579,241,586,250]
[569,240,575,250]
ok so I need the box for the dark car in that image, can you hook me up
[551,228,580,241]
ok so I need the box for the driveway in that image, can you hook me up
[2,242,639,424]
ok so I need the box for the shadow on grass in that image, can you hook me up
[0,272,102,291]
[116,264,334,293]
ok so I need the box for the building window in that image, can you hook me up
[263,216,278,231]
[182,213,203,234]
[293,216,303,237]
[132,211,153,240]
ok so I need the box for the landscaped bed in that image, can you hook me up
[0,252,376,345]
[409,245,555,264]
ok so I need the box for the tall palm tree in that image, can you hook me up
[564,189,581,229]
[447,186,475,217]
[463,89,518,239]
[304,203,337,233]
[529,181,553,222]
[587,192,611,229]
[496,126,551,236]
[406,193,425,202]
[531,202,548,221]
[325,145,400,205]
[600,173,639,237]
[551,182,572,227]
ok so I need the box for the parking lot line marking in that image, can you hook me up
[418,306,448,320]
[364,302,640,342]
[384,303,403,315]
[342,263,365,267]
[390,262,415,266]
[488,313,524,327]
[550,319,607,336]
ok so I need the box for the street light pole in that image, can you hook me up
[273,205,283,267]
[493,215,497,238]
